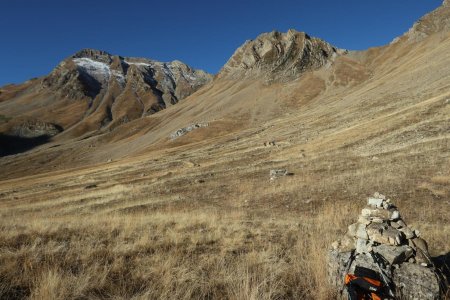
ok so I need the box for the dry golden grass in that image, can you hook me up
[0,149,448,300]
[0,201,354,299]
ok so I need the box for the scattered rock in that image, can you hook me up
[269,169,292,180]
[328,192,444,299]
[263,141,276,147]
[170,123,209,139]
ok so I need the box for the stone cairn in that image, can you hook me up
[328,193,445,299]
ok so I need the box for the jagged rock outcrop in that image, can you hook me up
[218,29,345,82]
[328,193,445,299]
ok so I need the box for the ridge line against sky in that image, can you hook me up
[0,0,443,86]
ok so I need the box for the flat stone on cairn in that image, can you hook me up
[328,192,444,299]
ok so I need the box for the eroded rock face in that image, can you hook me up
[328,193,444,299]
[218,29,345,82]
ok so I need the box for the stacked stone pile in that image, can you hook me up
[328,193,445,299]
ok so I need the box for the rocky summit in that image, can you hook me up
[218,29,344,82]
[45,49,212,106]
[44,49,212,127]
[328,193,445,299]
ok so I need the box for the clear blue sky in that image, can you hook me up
[0,0,443,86]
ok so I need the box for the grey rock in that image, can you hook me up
[366,222,391,245]
[327,250,352,289]
[361,207,391,219]
[397,220,407,228]
[373,192,387,200]
[393,263,441,300]
[368,197,384,208]
[390,221,401,229]
[373,244,413,265]
[390,210,400,220]
[371,217,384,223]
[356,238,370,254]
[328,251,392,290]
[357,216,371,225]
[399,226,415,239]
[269,169,291,180]
[356,224,369,240]
[333,234,355,252]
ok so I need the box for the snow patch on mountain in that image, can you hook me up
[124,61,151,67]
[73,58,124,85]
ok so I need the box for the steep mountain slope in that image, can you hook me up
[0,49,212,141]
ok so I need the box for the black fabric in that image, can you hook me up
[348,277,382,294]
[354,266,382,282]
[345,285,359,300]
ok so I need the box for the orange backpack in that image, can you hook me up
[344,266,385,300]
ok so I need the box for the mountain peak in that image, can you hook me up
[37,49,212,135]
[218,29,343,82]
[71,49,114,64]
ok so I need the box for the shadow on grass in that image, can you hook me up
[0,134,51,157]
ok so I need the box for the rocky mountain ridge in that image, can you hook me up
[44,48,212,110]
[218,29,345,82]
[392,0,450,43]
